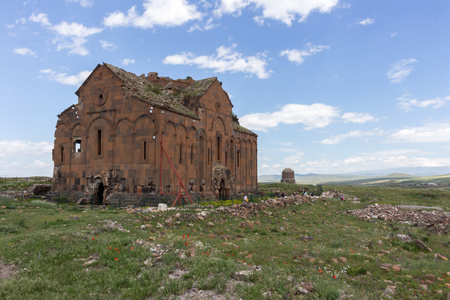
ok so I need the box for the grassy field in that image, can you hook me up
[0,186,449,299]
[0,177,51,192]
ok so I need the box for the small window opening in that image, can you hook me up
[237,150,240,168]
[179,144,183,164]
[217,136,221,161]
[190,145,194,165]
[225,151,228,166]
[60,146,64,163]
[143,141,147,160]
[97,130,102,155]
[74,140,81,153]
[99,94,103,100]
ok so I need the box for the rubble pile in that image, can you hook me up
[213,195,311,219]
[346,203,450,233]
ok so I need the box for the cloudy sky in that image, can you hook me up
[2,0,450,177]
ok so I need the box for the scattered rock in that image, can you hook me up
[157,203,168,212]
[425,274,436,282]
[395,234,413,243]
[0,259,16,279]
[232,270,253,281]
[300,283,314,293]
[295,286,309,295]
[392,265,401,272]
[101,220,129,232]
[415,239,433,252]
[82,254,99,266]
[338,257,347,263]
[382,286,395,297]
[330,258,339,264]
[346,204,449,234]
[379,263,393,271]
[164,217,173,226]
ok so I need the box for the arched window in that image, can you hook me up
[217,135,221,161]
[143,141,147,161]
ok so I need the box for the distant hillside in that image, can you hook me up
[258,172,450,187]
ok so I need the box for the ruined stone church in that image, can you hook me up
[52,63,257,204]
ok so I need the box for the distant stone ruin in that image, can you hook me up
[281,168,295,183]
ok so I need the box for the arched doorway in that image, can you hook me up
[219,178,229,200]
[95,182,104,205]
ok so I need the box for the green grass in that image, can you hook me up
[0,187,448,299]
[326,185,450,210]
[0,177,51,192]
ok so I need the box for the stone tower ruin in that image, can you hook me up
[281,168,295,183]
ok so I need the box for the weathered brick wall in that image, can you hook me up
[52,63,258,204]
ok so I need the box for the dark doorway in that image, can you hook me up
[218,179,228,200]
[96,183,104,205]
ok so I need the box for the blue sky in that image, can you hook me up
[2,0,450,177]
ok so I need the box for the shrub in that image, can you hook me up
[347,267,367,276]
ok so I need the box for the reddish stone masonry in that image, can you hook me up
[52,63,258,204]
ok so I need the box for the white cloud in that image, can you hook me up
[358,18,374,25]
[389,123,450,143]
[52,21,102,37]
[214,0,339,26]
[66,0,93,7]
[39,69,91,86]
[338,3,351,9]
[188,17,216,32]
[0,140,53,158]
[262,148,450,174]
[280,43,329,64]
[163,44,272,79]
[14,47,36,56]
[28,12,102,56]
[282,151,305,164]
[51,21,102,55]
[240,103,340,132]
[396,94,450,111]
[387,58,417,83]
[341,112,379,123]
[29,12,51,27]
[122,58,135,66]
[320,128,385,145]
[104,0,202,29]
[391,32,397,38]
[100,40,117,50]
[29,160,53,169]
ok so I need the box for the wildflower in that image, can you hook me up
[115,257,118,261]
[333,275,336,279]
[108,247,111,250]
[92,238,95,240]
[130,247,133,250]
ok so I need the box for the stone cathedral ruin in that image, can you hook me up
[52,63,258,205]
